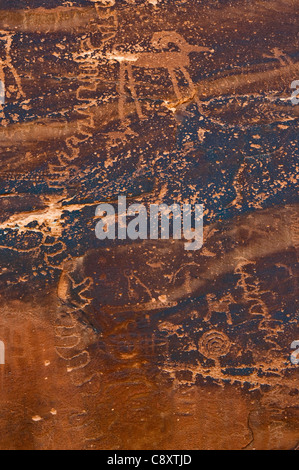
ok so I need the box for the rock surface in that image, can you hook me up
[0,0,298,450]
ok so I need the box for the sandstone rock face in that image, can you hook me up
[0,0,298,450]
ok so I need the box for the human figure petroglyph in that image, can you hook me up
[0,31,25,101]
[108,31,212,124]
[235,258,270,318]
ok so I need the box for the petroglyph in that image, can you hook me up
[235,258,270,318]
[263,48,293,67]
[198,330,231,361]
[0,31,24,103]
[109,31,212,126]
[49,3,119,181]
[205,293,234,325]
[0,0,298,450]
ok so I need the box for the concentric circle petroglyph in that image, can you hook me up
[198,330,231,360]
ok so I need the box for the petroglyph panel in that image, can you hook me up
[0,0,298,450]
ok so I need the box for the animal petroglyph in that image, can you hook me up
[109,31,212,124]
[205,293,234,325]
[263,48,293,67]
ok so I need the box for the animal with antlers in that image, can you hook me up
[109,31,213,123]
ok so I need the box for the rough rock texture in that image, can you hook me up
[0,0,298,450]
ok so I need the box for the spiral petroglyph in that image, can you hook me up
[198,330,231,360]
